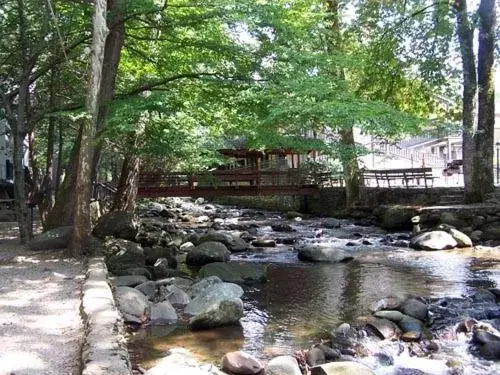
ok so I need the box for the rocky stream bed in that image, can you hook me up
[33,197,500,375]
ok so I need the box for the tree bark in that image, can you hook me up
[91,0,125,182]
[472,0,496,201]
[70,0,109,255]
[454,0,477,202]
[112,154,140,212]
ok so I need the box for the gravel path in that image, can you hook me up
[0,222,84,375]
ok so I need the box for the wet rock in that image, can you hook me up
[188,276,223,298]
[111,275,148,287]
[199,262,267,285]
[472,330,500,360]
[186,241,231,267]
[150,301,178,325]
[221,351,264,375]
[401,331,422,342]
[93,211,139,241]
[472,289,496,303]
[470,230,483,242]
[180,242,195,252]
[28,226,73,251]
[335,323,352,336]
[401,299,428,321]
[265,356,301,375]
[306,347,325,366]
[160,284,190,306]
[410,231,457,251]
[114,266,152,279]
[345,241,360,247]
[105,239,146,274]
[298,245,354,263]
[397,315,424,334]
[366,318,401,340]
[369,296,406,313]
[380,206,417,230]
[480,225,500,240]
[188,298,244,329]
[144,246,178,266]
[252,239,276,247]
[440,212,466,229]
[156,277,194,291]
[145,347,223,375]
[323,218,341,229]
[185,282,243,316]
[153,258,186,279]
[447,228,473,248]
[115,286,150,324]
[199,231,250,253]
[316,344,340,361]
[135,281,157,300]
[393,368,431,375]
[373,310,404,322]
[271,223,294,232]
[310,361,375,375]
[374,352,393,366]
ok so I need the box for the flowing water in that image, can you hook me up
[128,206,500,373]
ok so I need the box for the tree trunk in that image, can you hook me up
[91,0,125,182]
[454,0,477,202]
[112,154,140,212]
[472,0,496,201]
[55,119,64,193]
[70,0,109,255]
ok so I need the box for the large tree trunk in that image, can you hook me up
[325,0,360,207]
[472,0,496,201]
[112,154,140,212]
[70,0,109,255]
[454,0,477,202]
[55,119,64,193]
[91,0,125,182]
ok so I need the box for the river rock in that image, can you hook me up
[298,245,353,263]
[369,296,406,313]
[221,351,264,375]
[105,239,146,274]
[150,301,178,325]
[306,347,325,366]
[310,361,375,375]
[410,231,457,251]
[478,224,500,240]
[252,239,276,247]
[271,223,294,232]
[115,286,150,324]
[373,310,404,322]
[135,281,157,300]
[114,266,152,279]
[153,258,186,279]
[184,282,244,316]
[186,241,231,266]
[145,347,223,375]
[380,206,416,230]
[144,246,178,266]
[199,231,250,253]
[316,344,340,361]
[397,315,424,335]
[111,275,148,287]
[156,277,194,291]
[198,262,267,285]
[401,299,428,321]
[161,284,190,306]
[28,226,73,251]
[472,289,496,303]
[440,212,466,229]
[323,218,341,229]
[93,211,139,241]
[265,356,301,375]
[188,276,223,298]
[472,329,500,360]
[180,241,196,252]
[366,318,401,340]
[188,298,244,329]
[447,228,473,248]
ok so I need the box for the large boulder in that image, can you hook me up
[221,351,264,375]
[198,262,267,285]
[93,211,139,241]
[298,245,353,263]
[104,239,146,274]
[160,284,190,306]
[28,226,73,251]
[265,356,301,375]
[366,318,401,340]
[448,228,473,248]
[401,298,428,321]
[323,218,341,229]
[410,231,457,251]
[144,246,178,266]
[153,258,186,279]
[112,275,149,287]
[150,301,178,325]
[310,362,375,375]
[185,282,244,329]
[479,224,500,241]
[186,241,231,267]
[188,276,223,298]
[115,287,150,324]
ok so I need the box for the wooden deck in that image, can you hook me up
[137,169,325,197]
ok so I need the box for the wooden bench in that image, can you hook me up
[361,168,435,188]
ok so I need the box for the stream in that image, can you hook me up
[128,202,500,374]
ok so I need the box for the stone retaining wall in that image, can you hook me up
[81,257,132,375]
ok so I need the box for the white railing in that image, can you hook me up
[373,144,447,168]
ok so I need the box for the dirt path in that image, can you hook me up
[0,222,84,375]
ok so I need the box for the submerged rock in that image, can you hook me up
[198,262,268,285]
[298,245,353,263]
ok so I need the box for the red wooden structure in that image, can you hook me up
[136,168,328,197]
